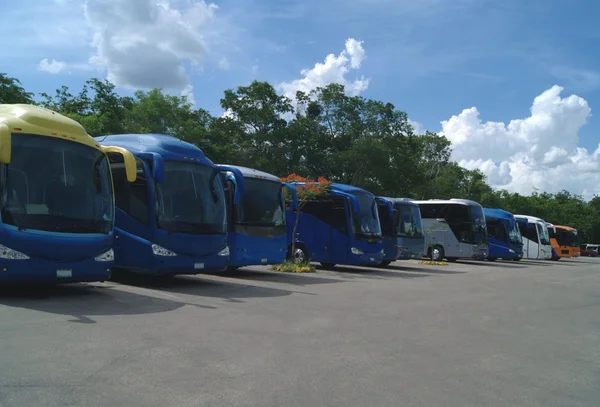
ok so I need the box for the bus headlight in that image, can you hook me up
[0,244,29,260]
[95,248,114,262]
[509,249,515,254]
[351,247,364,255]
[151,244,177,256]
[217,246,230,256]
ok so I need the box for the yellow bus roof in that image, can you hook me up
[554,225,577,232]
[0,104,100,149]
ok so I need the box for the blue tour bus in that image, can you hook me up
[0,104,137,284]
[95,134,245,276]
[483,208,523,261]
[287,182,385,269]
[218,165,298,269]
[377,197,425,266]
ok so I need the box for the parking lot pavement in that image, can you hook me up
[1,257,599,407]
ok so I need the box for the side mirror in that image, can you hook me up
[137,152,165,183]
[0,124,11,164]
[100,145,137,182]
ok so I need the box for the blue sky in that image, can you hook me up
[2,0,600,196]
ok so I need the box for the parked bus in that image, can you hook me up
[483,208,523,261]
[95,134,244,276]
[580,244,598,257]
[547,224,579,260]
[513,215,552,259]
[0,104,136,283]
[376,197,425,266]
[218,165,298,270]
[412,199,488,262]
[287,183,384,269]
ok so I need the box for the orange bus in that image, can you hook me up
[547,224,580,260]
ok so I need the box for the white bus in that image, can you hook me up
[513,215,552,259]
[413,199,489,262]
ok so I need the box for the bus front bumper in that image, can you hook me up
[0,257,113,284]
[147,250,229,276]
[350,251,384,266]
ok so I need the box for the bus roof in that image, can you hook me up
[411,198,482,207]
[289,182,374,196]
[0,104,98,149]
[217,164,280,183]
[377,197,420,207]
[553,225,577,232]
[95,133,212,165]
[483,207,515,220]
[514,214,546,224]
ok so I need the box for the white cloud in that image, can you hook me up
[440,85,600,199]
[408,119,424,135]
[278,38,370,100]
[83,0,220,91]
[37,58,67,74]
[218,56,230,70]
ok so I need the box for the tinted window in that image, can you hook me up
[527,223,539,243]
[487,218,508,242]
[418,203,447,219]
[112,158,150,226]
[301,198,348,234]
[378,203,395,237]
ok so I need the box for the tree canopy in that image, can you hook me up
[2,72,599,242]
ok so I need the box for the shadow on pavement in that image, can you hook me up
[386,264,466,275]
[219,268,345,286]
[458,260,527,269]
[0,283,203,324]
[322,265,430,279]
[112,271,314,303]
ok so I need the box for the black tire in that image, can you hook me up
[446,257,458,262]
[379,261,392,267]
[288,244,309,264]
[428,245,444,262]
[488,257,497,262]
[551,256,561,261]
[320,262,337,270]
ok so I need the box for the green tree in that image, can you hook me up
[0,73,35,104]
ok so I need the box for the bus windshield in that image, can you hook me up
[556,229,576,246]
[236,178,285,227]
[156,161,226,234]
[0,133,114,234]
[350,192,382,238]
[536,222,550,245]
[507,218,522,244]
[397,204,423,238]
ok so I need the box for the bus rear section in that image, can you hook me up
[413,199,488,262]
[219,165,298,269]
[0,104,136,284]
[377,197,424,266]
[287,183,384,269]
[514,215,552,260]
[547,224,579,260]
[483,208,523,261]
[97,134,243,277]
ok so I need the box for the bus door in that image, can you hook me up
[328,197,350,264]
[516,218,529,258]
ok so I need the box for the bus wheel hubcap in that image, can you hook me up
[293,248,305,263]
[433,248,441,260]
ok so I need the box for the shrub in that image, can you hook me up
[272,261,316,273]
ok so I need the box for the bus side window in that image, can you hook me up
[112,158,150,226]
[527,223,539,243]
[331,197,348,234]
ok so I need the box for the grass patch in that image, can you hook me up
[419,260,449,266]
[272,261,316,273]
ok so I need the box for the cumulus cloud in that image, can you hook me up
[440,85,600,199]
[408,119,424,135]
[38,58,67,74]
[278,38,370,100]
[83,0,218,91]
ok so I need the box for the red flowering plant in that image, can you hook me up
[279,174,331,265]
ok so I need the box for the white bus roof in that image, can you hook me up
[217,164,281,183]
[514,214,547,223]
[412,198,482,206]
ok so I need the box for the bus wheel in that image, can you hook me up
[446,257,458,262]
[320,262,337,270]
[289,245,308,264]
[429,246,444,262]
[379,261,392,267]
[513,258,521,261]
[487,257,497,262]
[551,256,561,261]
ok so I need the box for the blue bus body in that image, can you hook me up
[96,134,245,276]
[483,208,523,261]
[0,104,137,284]
[218,165,298,269]
[376,197,425,265]
[286,183,384,268]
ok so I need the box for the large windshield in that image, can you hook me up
[536,222,550,245]
[0,133,113,234]
[237,178,285,227]
[397,203,423,238]
[155,161,226,234]
[350,191,382,238]
[556,229,577,247]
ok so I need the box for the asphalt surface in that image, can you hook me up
[1,257,599,407]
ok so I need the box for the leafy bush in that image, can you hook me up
[272,261,316,273]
